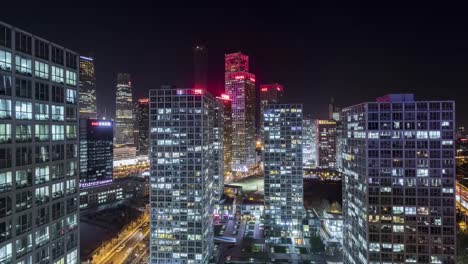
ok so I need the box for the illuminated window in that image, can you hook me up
[51,105,64,121]
[15,101,32,120]
[35,166,50,184]
[66,89,76,104]
[0,243,12,263]
[51,66,64,83]
[0,50,12,71]
[51,125,64,141]
[35,61,49,79]
[15,125,32,142]
[0,99,11,119]
[66,70,76,85]
[15,55,32,75]
[0,124,11,144]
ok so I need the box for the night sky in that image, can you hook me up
[3,5,468,127]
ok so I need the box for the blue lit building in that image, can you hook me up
[263,104,304,244]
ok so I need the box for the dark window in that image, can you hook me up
[15,32,32,54]
[15,78,32,99]
[51,85,64,103]
[0,73,12,96]
[0,25,12,48]
[34,39,49,60]
[35,82,49,101]
[65,52,77,69]
[51,46,64,65]
[0,148,12,169]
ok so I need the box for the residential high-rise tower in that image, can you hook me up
[341,94,456,264]
[0,21,80,264]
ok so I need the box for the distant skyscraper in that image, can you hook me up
[316,119,337,168]
[0,21,79,264]
[193,45,207,91]
[216,94,233,182]
[115,73,134,145]
[79,56,97,118]
[303,118,317,169]
[263,104,304,243]
[79,119,113,188]
[136,98,149,155]
[214,98,225,202]
[341,94,456,264]
[225,52,256,173]
[260,83,284,141]
[149,88,218,264]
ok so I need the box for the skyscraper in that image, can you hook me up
[341,94,456,264]
[225,52,256,174]
[78,56,97,118]
[79,119,113,188]
[0,21,79,264]
[316,119,337,168]
[149,88,218,264]
[263,104,304,243]
[213,97,224,203]
[303,118,317,169]
[260,83,284,142]
[216,94,233,183]
[115,73,133,145]
[193,45,207,91]
[136,98,149,155]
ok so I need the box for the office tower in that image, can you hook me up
[316,120,337,168]
[225,52,256,174]
[193,45,207,91]
[216,94,233,183]
[260,83,284,141]
[341,94,456,264]
[213,98,224,203]
[149,88,218,264]
[263,104,304,243]
[78,56,97,118]
[0,21,79,264]
[115,73,133,145]
[79,119,113,188]
[136,98,149,155]
[303,118,317,169]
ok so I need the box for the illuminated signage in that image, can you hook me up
[220,94,230,100]
[194,89,203,95]
[261,87,268,92]
[91,121,112,127]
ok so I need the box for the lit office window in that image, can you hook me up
[35,166,50,184]
[51,125,64,141]
[66,89,76,104]
[34,61,49,79]
[35,124,49,141]
[15,124,32,142]
[0,99,11,119]
[0,124,11,144]
[15,101,32,120]
[51,105,64,121]
[0,50,12,71]
[65,70,76,86]
[15,55,32,75]
[51,66,64,83]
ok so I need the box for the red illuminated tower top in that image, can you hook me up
[260,83,284,103]
[225,52,249,72]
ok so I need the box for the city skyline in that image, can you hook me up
[2,6,467,127]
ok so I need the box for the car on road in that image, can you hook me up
[232,230,237,235]
[116,244,125,253]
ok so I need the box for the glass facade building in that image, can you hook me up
[216,94,233,183]
[303,118,317,169]
[341,94,456,264]
[136,98,149,155]
[263,104,304,243]
[0,21,80,264]
[317,119,337,168]
[149,88,218,264]
[78,56,96,118]
[79,119,113,188]
[225,52,256,174]
[115,73,133,145]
